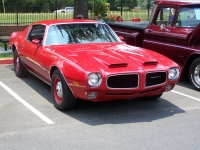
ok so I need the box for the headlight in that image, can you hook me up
[168,68,180,80]
[88,73,102,87]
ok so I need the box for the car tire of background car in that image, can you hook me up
[148,93,163,100]
[52,69,77,110]
[61,11,65,13]
[189,58,200,91]
[13,50,29,77]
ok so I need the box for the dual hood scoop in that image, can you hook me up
[94,57,128,68]
[108,63,128,68]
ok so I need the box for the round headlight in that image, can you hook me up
[88,73,102,87]
[168,68,180,80]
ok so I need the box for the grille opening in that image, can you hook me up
[146,72,166,87]
[107,74,138,88]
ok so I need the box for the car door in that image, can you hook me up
[173,6,200,69]
[143,6,180,65]
[20,24,46,78]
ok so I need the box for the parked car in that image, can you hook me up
[9,19,181,110]
[53,7,74,13]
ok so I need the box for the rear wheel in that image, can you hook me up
[51,69,77,110]
[189,58,200,91]
[13,50,29,77]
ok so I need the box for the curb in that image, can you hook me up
[0,58,13,65]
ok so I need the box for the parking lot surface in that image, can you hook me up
[0,65,200,150]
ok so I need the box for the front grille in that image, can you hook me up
[146,72,166,87]
[107,74,138,88]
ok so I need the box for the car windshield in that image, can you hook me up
[176,6,200,28]
[45,23,120,46]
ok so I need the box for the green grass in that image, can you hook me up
[0,42,5,47]
[0,53,13,58]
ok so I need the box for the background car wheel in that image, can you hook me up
[189,58,200,91]
[13,50,29,77]
[51,69,77,110]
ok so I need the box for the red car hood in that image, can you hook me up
[49,43,169,71]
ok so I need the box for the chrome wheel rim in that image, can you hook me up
[194,64,200,85]
[54,77,63,103]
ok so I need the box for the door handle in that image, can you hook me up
[164,29,170,32]
[145,29,153,33]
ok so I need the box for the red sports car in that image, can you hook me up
[9,19,181,110]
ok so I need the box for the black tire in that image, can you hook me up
[13,50,29,77]
[148,93,163,100]
[189,58,200,91]
[51,69,77,110]
[61,11,65,13]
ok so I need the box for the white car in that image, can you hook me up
[53,7,74,13]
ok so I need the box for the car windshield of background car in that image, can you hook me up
[175,6,200,28]
[45,23,120,46]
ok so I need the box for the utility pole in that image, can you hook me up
[147,0,150,20]
[56,0,58,19]
[93,0,94,11]
[120,0,122,16]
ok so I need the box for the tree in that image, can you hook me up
[74,0,88,19]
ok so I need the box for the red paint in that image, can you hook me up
[0,58,13,65]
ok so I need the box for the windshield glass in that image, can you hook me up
[176,6,200,28]
[45,23,120,46]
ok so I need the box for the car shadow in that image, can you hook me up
[176,74,194,90]
[9,66,54,104]
[9,65,185,125]
[62,97,184,126]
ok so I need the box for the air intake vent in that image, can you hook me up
[107,74,138,88]
[146,72,166,87]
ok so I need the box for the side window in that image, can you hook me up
[45,26,58,46]
[27,25,46,43]
[154,7,176,27]
[176,7,200,28]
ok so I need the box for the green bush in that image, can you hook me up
[93,1,108,17]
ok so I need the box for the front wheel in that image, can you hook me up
[13,50,29,77]
[51,69,77,110]
[189,58,200,91]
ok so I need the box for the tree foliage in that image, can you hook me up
[93,0,107,16]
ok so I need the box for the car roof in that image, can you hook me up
[32,19,102,26]
[154,0,200,5]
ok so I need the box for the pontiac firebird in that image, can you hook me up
[9,19,181,110]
